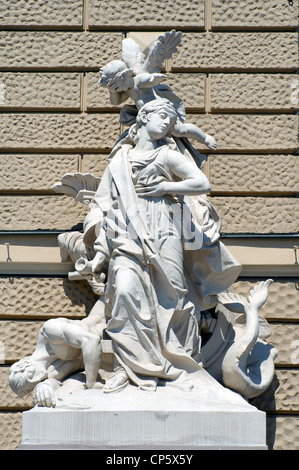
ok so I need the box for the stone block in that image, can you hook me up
[2,116,296,158]
[0,113,120,151]
[0,195,87,230]
[269,324,299,366]
[0,412,23,450]
[0,154,79,191]
[210,74,298,111]
[172,33,298,71]
[81,154,109,177]
[0,320,43,362]
[211,0,298,30]
[211,196,299,234]
[251,369,299,413]
[270,322,299,368]
[0,0,83,28]
[0,73,81,110]
[208,155,299,195]
[20,382,267,449]
[88,0,205,29]
[164,73,206,110]
[267,415,299,450]
[0,277,97,318]
[2,194,297,236]
[87,72,206,111]
[0,31,122,70]
[188,114,298,152]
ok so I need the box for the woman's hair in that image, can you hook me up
[129,99,178,143]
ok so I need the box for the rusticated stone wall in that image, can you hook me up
[0,0,298,450]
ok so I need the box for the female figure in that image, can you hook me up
[84,99,241,393]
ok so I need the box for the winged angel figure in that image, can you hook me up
[100,30,217,151]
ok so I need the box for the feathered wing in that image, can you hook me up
[140,30,182,74]
[121,38,146,73]
[52,173,101,198]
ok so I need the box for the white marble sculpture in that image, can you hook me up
[9,30,278,408]
[9,299,107,406]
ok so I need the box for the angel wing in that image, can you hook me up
[141,30,182,74]
[121,38,146,73]
[122,30,182,75]
[52,173,101,204]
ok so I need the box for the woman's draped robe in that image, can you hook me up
[93,144,242,390]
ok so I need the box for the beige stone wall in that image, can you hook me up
[0,0,298,450]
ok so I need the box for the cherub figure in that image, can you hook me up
[99,30,217,151]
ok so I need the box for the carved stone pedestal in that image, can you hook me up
[20,370,267,450]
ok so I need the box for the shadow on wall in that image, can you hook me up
[62,278,98,316]
[250,373,279,450]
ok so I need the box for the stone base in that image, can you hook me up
[20,369,267,450]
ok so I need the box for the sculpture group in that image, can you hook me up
[9,31,278,408]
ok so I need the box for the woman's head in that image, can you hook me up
[129,99,178,143]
